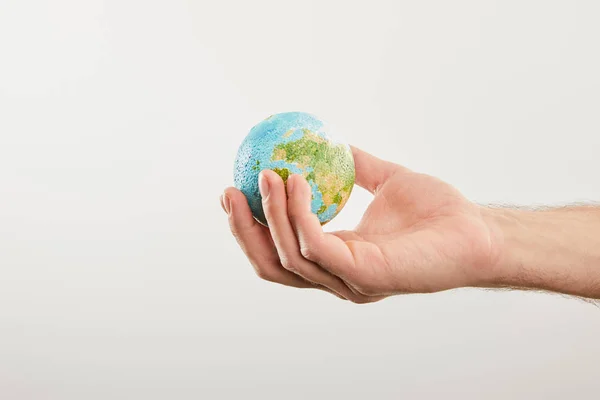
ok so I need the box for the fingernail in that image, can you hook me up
[221,194,231,214]
[286,175,295,195]
[259,173,270,198]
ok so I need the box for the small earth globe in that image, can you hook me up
[234,112,355,226]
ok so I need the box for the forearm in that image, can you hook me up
[482,205,600,298]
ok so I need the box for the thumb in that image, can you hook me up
[350,146,402,193]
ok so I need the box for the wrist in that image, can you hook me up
[479,207,531,289]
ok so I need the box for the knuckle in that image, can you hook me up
[299,234,323,261]
[299,245,314,260]
[279,256,298,273]
[254,267,276,282]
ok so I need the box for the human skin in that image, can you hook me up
[220,146,600,303]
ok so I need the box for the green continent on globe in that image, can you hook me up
[271,129,355,220]
[272,167,291,183]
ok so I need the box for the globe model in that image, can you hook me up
[234,112,355,226]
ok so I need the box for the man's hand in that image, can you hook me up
[221,146,600,302]
[220,146,500,303]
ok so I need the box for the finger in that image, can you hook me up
[350,145,403,193]
[286,174,360,284]
[259,170,359,300]
[224,188,347,299]
[286,174,388,300]
[223,187,313,289]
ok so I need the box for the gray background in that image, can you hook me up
[1,0,600,399]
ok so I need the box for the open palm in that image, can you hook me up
[221,146,498,303]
